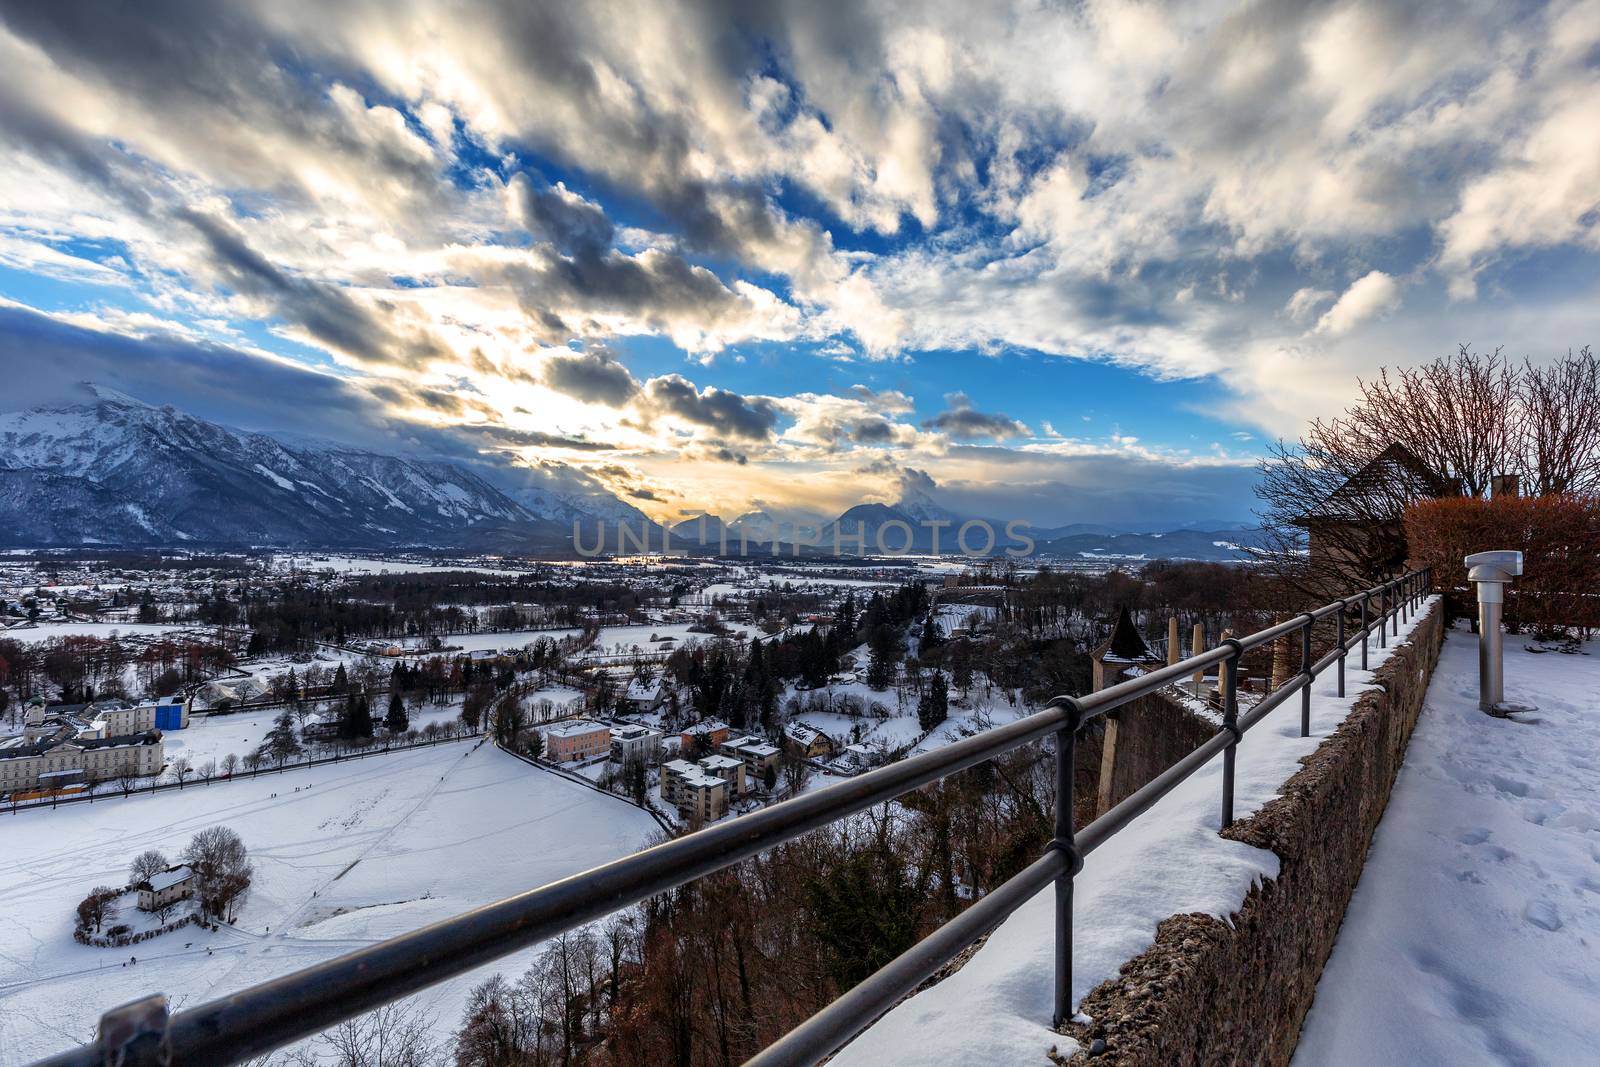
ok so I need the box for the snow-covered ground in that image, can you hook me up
[162,701,471,775]
[1293,626,1600,1066]
[399,627,582,654]
[833,599,1441,1066]
[0,742,659,1063]
[268,554,534,577]
[1,620,197,644]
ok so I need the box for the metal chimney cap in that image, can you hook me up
[1465,549,1522,582]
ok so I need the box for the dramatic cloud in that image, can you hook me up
[0,0,1594,524]
[921,393,1029,440]
[540,348,641,407]
[639,375,780,442]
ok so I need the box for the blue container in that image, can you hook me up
[155,705,183,731]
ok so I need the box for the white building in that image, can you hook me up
[137,865,195,912]
[610,722,663,765]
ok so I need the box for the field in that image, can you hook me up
[0,742,660,1064]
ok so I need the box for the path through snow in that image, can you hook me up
[1294,626,1600,1066]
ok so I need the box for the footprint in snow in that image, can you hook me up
[1523,900,1563,932]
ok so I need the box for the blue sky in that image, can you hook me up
[0,1,1594,527]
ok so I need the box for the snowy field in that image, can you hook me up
[162,701,472,775]
[1,621,196,644]
[401,627,582,654]
[587,621,702,653]
[834,599,1441,1066]
[1293,627,1600,1066]
[269,554,534,577]
[0,742,659,1064]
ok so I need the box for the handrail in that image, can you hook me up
[31,569,1431,1067]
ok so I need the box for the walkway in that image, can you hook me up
[1294,626,1600,1066]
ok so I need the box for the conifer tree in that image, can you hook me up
[386,690,408,734]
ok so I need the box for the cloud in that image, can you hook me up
[921,393,1029,440]
[1,0,1596,524]
[540,348,641,407]
[1314,271,1402,337]
[638,374,779,441]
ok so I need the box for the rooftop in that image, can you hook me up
[544,720,609,740]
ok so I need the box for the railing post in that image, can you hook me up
[1400,577,1409,624]
[1357,595,1367,670]
[1379,586,1388,648]
[1391,580,1399,637]
[1052,721,1079,1029]
[1336,605,1346,697]
[1220,641,1240,827]
[1299,616,1313,737]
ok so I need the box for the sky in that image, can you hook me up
[0,0,1595,529]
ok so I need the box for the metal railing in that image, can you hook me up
[34,570,1431,1067]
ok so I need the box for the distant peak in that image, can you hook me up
[79,382,156,409]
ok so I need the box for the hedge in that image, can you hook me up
[1404,495,1600,633]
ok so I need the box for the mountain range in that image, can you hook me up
[0,390,625,550]
[0,390,1263,559]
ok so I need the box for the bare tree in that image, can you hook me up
[75,886,118,935]
[129,849,169,887]
[284,998,438,1067]
[221,752,238,778]
[198,758,217,784]
[1518,347,1600,495]
[170,755,193,789]
[181,826,252,921]
[1261,347,1600,589]
[115,766,140,797]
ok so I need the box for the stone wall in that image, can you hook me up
[1098,691,1219,815]
[1064,598,1444,1065]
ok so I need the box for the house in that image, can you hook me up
[623,677,665,713]
[137,865,194,912]
[543,720,611,762]
[1294,442,1452,579]
[679,719,731,754]
[302,713,342,742]
[841,742,883,771]
[783,721,835,759]
[610,722,663,765]
[719,735,782,782]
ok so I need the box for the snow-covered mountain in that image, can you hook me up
[0,391,629,549]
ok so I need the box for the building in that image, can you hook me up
[661,758,731,822]
[783,721,835,759]
[840,742,884,772]
[698,753,747,796]
[302,713,342,742]
[543,720,611,763]
[720,735,782,783]
[679,719,731,753]
[27,698,164,737]
[1091,607,1164,692]
[0,723,164,796]
[622,677,665,713]
[1294,442,1452,580]
[137,865,195,912]
[149,695,189,731]
[610,722,663,765]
